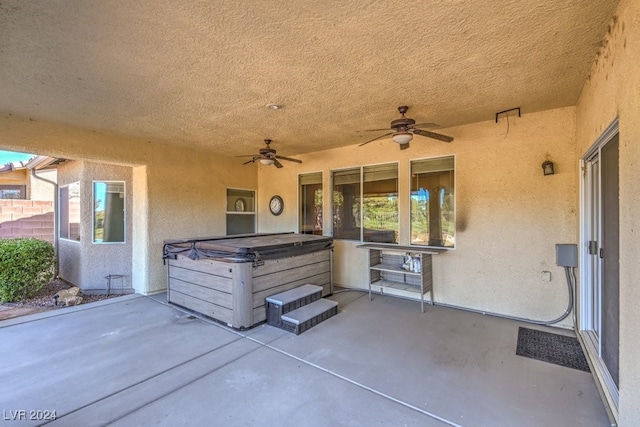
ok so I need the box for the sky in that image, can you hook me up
[0,150,34,165]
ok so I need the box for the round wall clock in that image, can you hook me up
[269,195,284,216]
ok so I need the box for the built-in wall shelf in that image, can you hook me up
[357,244,445,312]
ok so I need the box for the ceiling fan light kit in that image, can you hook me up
[260,158,275,165]
[392,132,413,145]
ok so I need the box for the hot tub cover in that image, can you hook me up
[163,233,333,263]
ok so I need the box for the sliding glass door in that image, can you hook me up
[581,121,619,413]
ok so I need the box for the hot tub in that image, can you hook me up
[162,233,333,329]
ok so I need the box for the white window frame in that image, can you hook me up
[92,180,126,244]
[330,161,399,243]
[409,154,457,249]
[226,187,256,235]
[59,182,81,243]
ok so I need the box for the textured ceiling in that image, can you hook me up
[0,1,619,157]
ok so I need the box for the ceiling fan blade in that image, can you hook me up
[412,128,454,143]
[359,131,394,146]
[359,127,393,132]
[242,158,258,165]
[236,155,259,158]
[399,142,410,150]
[412,122,439,129]
[273,159,284,168]
[275,155,302,163]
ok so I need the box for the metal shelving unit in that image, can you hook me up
[358,244,445,313]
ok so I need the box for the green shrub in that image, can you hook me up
[0,238,56,302]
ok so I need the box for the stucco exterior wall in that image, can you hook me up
[575,0,640,425]
[29,169,57,201]
[258,106,578,328]
[67,161,134,291]
[57,160,83,286]
[0,116,258,294]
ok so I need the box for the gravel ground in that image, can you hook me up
[0,279,125,320]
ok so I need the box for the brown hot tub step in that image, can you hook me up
[266,284,323,327]
[279,298,338,335]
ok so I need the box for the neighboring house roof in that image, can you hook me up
[0,156,65,174]
[0,161,28,173]
[25,156,66,171]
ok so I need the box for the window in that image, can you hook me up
[226,188,255,235]
[299,172,323,235]
[332,168,360,240]
[332,163,398,243]
[410,156,455,248]
[0,185,25,199]
[93,181,125,243]
[363,164,398,243]
[59,182,80,241]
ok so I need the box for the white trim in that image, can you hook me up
[578,157,592,331]
[58,182,81,243]
[91,180,126,245]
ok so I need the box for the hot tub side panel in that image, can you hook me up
[167,256,235,325]
[166,248,332,329]
[231,262,253,328]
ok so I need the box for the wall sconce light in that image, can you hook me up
[542,160,554,176]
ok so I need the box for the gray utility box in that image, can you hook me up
[163,233,333,330]
[556,244,578,268]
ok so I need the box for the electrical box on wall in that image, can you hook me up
[556,244,578,267]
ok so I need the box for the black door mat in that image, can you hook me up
[516,327,590,372]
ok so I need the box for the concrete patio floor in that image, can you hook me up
[0,291,611,426]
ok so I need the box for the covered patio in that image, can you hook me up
[1,294,609,426]
[1,1,638,424]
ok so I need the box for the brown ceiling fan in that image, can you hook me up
[359,106,453,150]
[238,139,302,168]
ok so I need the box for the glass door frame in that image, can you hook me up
[579,118,619,419]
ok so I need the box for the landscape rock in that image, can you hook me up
[54,286,83,306]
